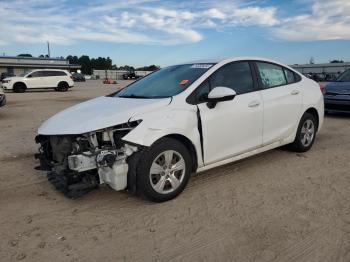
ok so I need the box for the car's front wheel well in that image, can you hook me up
[162,134,198,172]
[304,107,319,131]
[13,82,27,92]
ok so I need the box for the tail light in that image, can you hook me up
[319,84,326,95]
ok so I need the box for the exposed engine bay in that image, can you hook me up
[35,120,141,198]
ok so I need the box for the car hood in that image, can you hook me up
[325,82,350,94]
[38,96,171,135]
[4,76,23,81]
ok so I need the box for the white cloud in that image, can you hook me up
[273,0,350,41]
[1,0,349,46]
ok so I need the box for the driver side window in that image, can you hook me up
[210,62,254,95]
[189,61,255,104]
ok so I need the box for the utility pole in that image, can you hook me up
[47,41,50,58]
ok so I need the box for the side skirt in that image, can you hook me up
[196,139,290,173]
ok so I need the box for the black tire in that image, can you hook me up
[57,82,69,92]
[13,82,26,93]
[288,112,317,152]
[136,138,193,202]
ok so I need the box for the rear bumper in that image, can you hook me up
[324,97,350,112]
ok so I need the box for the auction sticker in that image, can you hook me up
[190,64,213,69]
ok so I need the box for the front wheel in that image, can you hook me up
[288,112,317,152]
[136,138,192,202]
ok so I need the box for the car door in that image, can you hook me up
[255,62,302,145]
[25,71,44,88]
[195,61,263,165]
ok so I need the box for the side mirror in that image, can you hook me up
[207,87,236,109]
[26,74,32,78]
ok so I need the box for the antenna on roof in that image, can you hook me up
[47,41,50,58]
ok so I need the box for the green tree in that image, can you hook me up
[78,55,92,75]
[17,54,32,57]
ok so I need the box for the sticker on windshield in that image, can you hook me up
[180,79,189,86]
[190,64,213,69]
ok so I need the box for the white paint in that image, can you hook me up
[38,57,324,181]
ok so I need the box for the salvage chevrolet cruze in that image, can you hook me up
[35,57,324,202]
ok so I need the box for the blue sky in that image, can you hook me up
[0,0,350,67]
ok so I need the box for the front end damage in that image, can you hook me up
[35,121,141,198]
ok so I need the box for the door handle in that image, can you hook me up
[291,90,300,95]
[248,101,260,108]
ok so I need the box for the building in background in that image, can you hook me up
[291,62,350,81]
[0,56,81,76]
[93,69,152,80]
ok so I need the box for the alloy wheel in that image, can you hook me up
[149,150,186,194]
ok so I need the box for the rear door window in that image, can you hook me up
[256,62,287,88]
[41,71,53,77]
[284,69,295,84]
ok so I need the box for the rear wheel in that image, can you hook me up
[13,82,26,93]
[288,112,317,152]
[57,82,69,92]
[136,138,192,202]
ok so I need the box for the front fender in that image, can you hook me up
[122,107,204,167]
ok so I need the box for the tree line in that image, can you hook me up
[66,55,160,75]
[16,54,160,75]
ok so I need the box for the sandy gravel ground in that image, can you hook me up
[0,80,349,262]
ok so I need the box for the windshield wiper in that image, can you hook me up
[118,94,150,98]
[118,94,170,99]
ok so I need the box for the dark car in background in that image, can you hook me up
[324,69,350,113]
[72,73,86,82]
[122,69,141,80]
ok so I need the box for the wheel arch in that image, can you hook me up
[304,107,320,130]
[58,80,69,87]
[13,81,27,89]
[161,134,198,172]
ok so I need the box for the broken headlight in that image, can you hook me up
[96,120,142,147]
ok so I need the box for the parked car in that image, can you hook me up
[35,57,324,201]
[122,70,141,80]
[1,69,74,93]
[0,87,6,107]
[1,72,14,82]
[324,68,350,113]
[72,73,86,82]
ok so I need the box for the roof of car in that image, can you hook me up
[187,56,282,65]
[31,69,68,71]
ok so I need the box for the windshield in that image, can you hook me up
[19,72,31,77]
[336,69,350,82]
[115,64,214,98]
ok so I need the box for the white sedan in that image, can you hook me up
[35,57,324,202]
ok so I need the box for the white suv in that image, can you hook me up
[2,69,74,92]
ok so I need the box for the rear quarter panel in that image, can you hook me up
[300,77,324,131]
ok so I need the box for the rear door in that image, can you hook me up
[255,62,302,145]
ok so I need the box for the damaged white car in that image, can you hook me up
[35,57,324,202]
